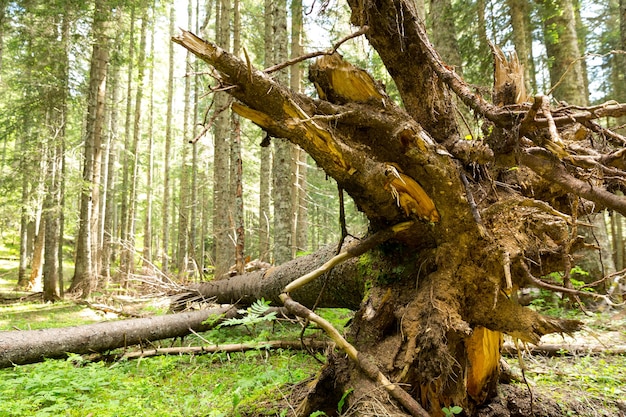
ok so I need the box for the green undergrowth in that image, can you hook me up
[0,349,319,417]
[505,353,626,414]
[0,272,345,417]
[0,308,329,417]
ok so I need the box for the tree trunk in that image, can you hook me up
[0,0,5,77]
[70,0,110,298]
[258,0,273,262]
[122,8,149,279]
[172,0,626,412]
[142,5,156,272]
[213,0,233,278]
[101,16,122,283]
[429,0,463,73]
[119,6,136,282]
[537,0,588,105]
[161,1,176,273]
[271,0,293,265]
[0,307,236,368]
[507,0,536,92]
[28,219,45,291]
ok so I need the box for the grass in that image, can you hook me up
[0,350,319,417]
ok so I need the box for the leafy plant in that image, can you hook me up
[337,388,354,414]
[218,298,277,334]
[442,405,463,416]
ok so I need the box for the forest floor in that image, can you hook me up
[1,258,625,417]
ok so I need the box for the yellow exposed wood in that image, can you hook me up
[466,326,502,403]
[384,166,440,222]
[310,53,385,104]
[231,102,276,129]
[232,101,351,171]
[491,44,527,105]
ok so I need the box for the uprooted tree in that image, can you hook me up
[167,1,626,416]
[169,0,626,415]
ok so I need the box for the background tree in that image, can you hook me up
[271,0,292,265]
[69,0,111,298]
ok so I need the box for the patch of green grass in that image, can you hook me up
[0,301,102,330]
[506,353,626,408]
[0,348,319,417]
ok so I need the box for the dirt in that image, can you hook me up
[476,383,616,417]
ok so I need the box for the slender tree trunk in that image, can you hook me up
[17,180,30,289]
[43,10,70,301]
[258,0,273,262]
[119,6,136,283]
[572,0,590,100]
[0,0,6,78]
[177,0,193,277]
[43,149,61,301]
[429,0,463,72]
[122,8,149,280]
[189,0,200,277]
[162,2,176,273]
[70,0,110,297]
[507,0,536,93]
[16,50,34,290]
[272,0,292,265]
[230,0,245,274]
[28,218,45,291]
[612,212,624,270]
[143,4,156,272]
[213,0,233,278]
[537,0,588,105]
[101,21,122,283]
[296,151,308,254]
[609,0,626,133]
[290,0,306,258]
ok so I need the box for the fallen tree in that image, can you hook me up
[170,0,626,414]
[0,307,236,368]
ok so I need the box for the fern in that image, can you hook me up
[218,298,277,333]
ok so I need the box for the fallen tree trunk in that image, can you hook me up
[106,339,330,360]
[502,342,626,356]
[173,238,373,311]
[0,306,236,368]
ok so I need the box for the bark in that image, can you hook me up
[161,2,176,273]
[537,0,588,105]
[0,307,236,368]
[123,8,149,277]
[258,0,273,262]
[272,0,293,265]
[142,6,156,272]
[43,140,62,301]
[101,21,122,282]
[0,0,5,76]
[507,0,536,92]
[213,0,233,278]
[291,0,305,257]
[119,7,136,281]
[70,0,110,297]
[172,0,626,413]
[177,0,192,276]
[172,239,369,311]
[28,220,44,291]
